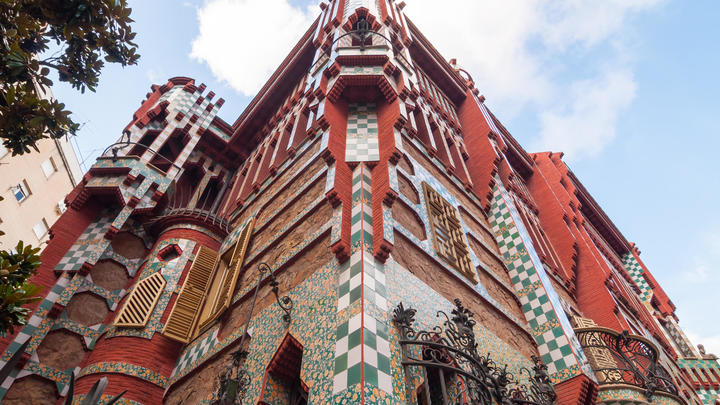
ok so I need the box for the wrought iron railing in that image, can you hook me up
[393,299,557,405]
[333,16,393,52]
[574,327,678,399]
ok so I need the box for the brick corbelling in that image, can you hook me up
[324,98,352,263]
[156,227,223,251]
[553,374,597,405]
[456,90,500,209]
[527,154,579,284]
[79,334,182,379]
[574,229,625,330]
[0,201,103,352]
[73,372,163,405]
[372,99,401,261]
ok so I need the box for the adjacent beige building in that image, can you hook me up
[0,135,83,248]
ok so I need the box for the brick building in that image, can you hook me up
[1,1,717,404]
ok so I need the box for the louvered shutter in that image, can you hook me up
[197,220,254,331]
[163,246,219,343]
[114,272,166,327]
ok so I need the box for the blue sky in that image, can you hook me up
[50,0,720,352]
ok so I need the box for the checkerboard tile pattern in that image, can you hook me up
[171,329,220,377]
[664,318,696,358]
[697,389,720,404]
[0,273,72,398]
[622,252,654,303]
[54,210,115,271]
[345,103,380,162]
[489,182,591,383]
[333,165,392,397]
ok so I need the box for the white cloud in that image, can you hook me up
[533,69,636,158]
[403,0,662,159]
[191,0,662,158]
[190,0,315,96]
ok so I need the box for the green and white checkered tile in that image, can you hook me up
[171,328,220,377]
[362,255,388,312]
[489,182,591,382]
[0,274,72,395]
[698,389,720,404]
[622,252,653,302]
[333,312,392,394]
[345,103,380,162]
[333,164,392,395]
[55,210,116,271]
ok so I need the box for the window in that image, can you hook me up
[114,272,167,327]
[41,157,57,178]
[32,218,49,239]
[163,219,255,343]
[56,199,67,214]
[12,181,31,202]
[262,334,307,404]
[422,182,476,283]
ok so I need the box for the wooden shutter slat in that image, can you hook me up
[114,272,166,328]
[162,245,219,343]
[197,220,255,332]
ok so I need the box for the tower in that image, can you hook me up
[0,1,717,404]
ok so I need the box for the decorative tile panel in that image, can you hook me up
[345,103,380,163]
[333,165,392,399]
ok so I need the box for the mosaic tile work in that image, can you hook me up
[346,103,380,162]
[71,395,144,405]
[170,211,338,382]
[622,252,654,303]
[333,165,393,400]
[105,238,195,339]
[11,359,74,396]
[489,180,593,383]
[55,209,116,272]
[663,318,696,358]
[677,357,720,404]
[170,329,219,377]
[388,160,529,330]
[50,317,105,349]
[697,388,720,404]
[167,253,337,404]
[0,273,72,400]
[78,362,168,388]
[597,387,685,405]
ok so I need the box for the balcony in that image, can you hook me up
[574,327,684,403]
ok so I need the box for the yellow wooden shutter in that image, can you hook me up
[162,245,219,343]
[114,272,166,328]
[197,220,254,331]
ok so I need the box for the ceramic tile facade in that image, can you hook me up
[345,103,380,162]
[622,252,654,303]
[333,165,392,398]
[488,180,593,383]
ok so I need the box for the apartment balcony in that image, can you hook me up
[574,326,685,405]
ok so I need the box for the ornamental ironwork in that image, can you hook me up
[393,299,556,405]
[213,262,293,404]
[332,15,392,51]
[574,327,678,399]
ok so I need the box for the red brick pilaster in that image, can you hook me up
[372,98,402,262]
[553,374,598,405]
